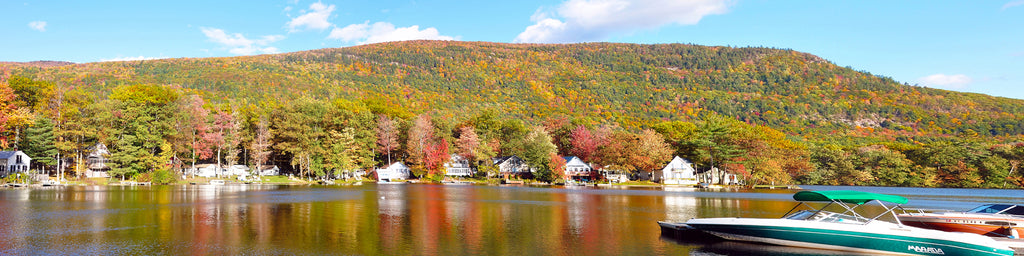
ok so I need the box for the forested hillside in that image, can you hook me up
[2,41,1023,188]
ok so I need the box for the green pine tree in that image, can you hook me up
[24,117,58,172]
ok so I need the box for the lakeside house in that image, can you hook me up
[0,150,31,178]
[444,154,473,177]
[84,143,110,178]
[376,162,411,182]
[562,156,593,182]
[599,166,630,183]
[225,165,250,177]
[698,167,742,185]
[656,156,698,185]
[335,169,366,180]
[258,165,280,176]
[492,155,530,179]
[192,164,221,177]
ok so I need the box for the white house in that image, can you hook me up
[225,165,250,177]
[84,143,110,178]
[258,165,280,176]
[192,164,221,177]
[698,167,742,185]
[657,156,697,185]
[0,151,31,178]
[599,166,630,183]
[444,154,473,177]
[376,162,411,182]
[335,169,366,180]
[492,155,530,179]
[562,156,592,182]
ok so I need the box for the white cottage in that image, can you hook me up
[599,166,630,183]
[335,169,366,180]
[258,165,280,176]
[192,164,221,177]
[492,156,530,179]
[0,151,31,178]
[225,165,250,177]
[376,162,411,182]
[657,156,697,185]
[562,156,592,182]
[444,154,473,177]
[698,167,742,185]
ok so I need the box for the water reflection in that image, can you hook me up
[0,184,1018,255]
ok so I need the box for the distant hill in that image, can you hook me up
[5,40,1024,140]
[0,61,75,68]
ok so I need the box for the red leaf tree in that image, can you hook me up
[424,138,450,176]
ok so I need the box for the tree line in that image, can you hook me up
[2,73,1023,187]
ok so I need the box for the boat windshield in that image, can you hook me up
[784,210,869,224]
[968,204,1024,216]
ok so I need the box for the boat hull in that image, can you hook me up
[686,218,1013,256]
[899,214,1023,238]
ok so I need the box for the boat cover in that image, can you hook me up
[793,190,908,205]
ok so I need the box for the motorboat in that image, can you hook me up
[677,190,1013,255]
[898,204,1024,238]
[209,180,225,185]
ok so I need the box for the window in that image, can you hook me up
[1003,205,1024,216]
[16,155,22,164]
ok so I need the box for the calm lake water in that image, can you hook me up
[0,184,1020,255]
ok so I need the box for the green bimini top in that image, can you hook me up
[793,190,909,205]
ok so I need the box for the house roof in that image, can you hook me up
[492,155,521,165]
[0,151,28,160]
[0,151,17,159]
[87,143,109,157]
[449,154,467,161]
[386,162,408,170]
[664,156,696,169]
[562,156,589,167]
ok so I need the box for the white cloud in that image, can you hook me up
[514,0,730,43]
[28,21,47,32]
[329,21,371,42]
[200,27,284,55]
[1003,0,1024,10]
[100,56,167,62]
[328,21,456,45]
[918,74,972,89]
[287,2,336,32]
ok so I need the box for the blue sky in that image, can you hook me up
[3,0,1023,99]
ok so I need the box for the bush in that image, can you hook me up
[152,169,176,184]
[424,173,444,182]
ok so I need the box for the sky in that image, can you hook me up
[3,0,1023,99]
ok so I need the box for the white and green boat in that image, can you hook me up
[682,190,1014,256]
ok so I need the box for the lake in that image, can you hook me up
[0,184,1019,255]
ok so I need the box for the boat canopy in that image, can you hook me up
[793,190,908,205]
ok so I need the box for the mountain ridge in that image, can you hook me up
[5,40,1024,139]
